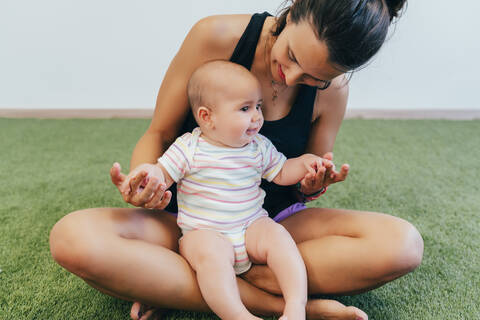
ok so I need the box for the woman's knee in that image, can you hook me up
[49,208,109,278]
[398,220,424,271]
[377,218,424,278]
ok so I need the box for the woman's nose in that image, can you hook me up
[285,64,303,86]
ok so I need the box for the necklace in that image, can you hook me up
[271,80,281,103]
[263,33,286,106]
[272,80,278,101]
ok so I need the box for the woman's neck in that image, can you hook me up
[251,17,276,83]
[250,17,298,121]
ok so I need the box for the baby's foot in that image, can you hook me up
[279,301,306,320]
[130,302,166,320]
[306,299,368,320]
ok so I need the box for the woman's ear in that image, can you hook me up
[197,106,215,129]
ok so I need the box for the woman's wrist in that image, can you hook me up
[295,183,328,202]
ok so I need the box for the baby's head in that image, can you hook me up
[187,60,264,148]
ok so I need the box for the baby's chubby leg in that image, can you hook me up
[246,217,308,320]
[179,229,261,320]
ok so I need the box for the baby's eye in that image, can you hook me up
[240,106,249,112]
[256,103,262,110]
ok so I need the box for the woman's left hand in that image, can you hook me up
[298,152,349,195]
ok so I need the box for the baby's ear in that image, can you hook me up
[197,106,214,129]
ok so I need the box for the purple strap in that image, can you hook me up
[273,202,307,222]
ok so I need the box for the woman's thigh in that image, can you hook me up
[50,207,181,274]
[271,207,424,294]
[279,207,420,246]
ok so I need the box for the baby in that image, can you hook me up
[135,61,333,319]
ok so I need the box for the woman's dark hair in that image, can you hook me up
[273,0,407,71]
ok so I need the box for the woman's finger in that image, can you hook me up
[322,158,335,170]
[154,190,172,210]
[334,164,350,182]
[322,160,335,182]
[300,165,325,194]
[128,171,148,196]
[145,184,167,209]
[131,177,161,206]
[110,162,125,187]
[314,159,322,172]
[330,164,350,183]
[315,165,326,187]
[322,152,333,161]
[308,173,317,188]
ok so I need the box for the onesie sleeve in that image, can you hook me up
[157,133,193,183]
[257,134,287,182]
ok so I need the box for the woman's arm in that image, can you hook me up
[130,16,239,170]
[306,76,349,157]
[111,15,250,207]
[297,76,350,195]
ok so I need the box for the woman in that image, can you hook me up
[49,1,423,319]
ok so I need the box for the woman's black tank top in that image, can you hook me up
[165,12,317,216]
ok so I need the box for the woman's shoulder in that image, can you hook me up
[188,14,253,56]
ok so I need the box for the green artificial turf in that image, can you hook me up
[0,118,479,319]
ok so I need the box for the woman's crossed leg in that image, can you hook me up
[49,206,422,319]
[49,208,284,317]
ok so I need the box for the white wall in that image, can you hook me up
[1,0,479,110]
[349,1,480,110]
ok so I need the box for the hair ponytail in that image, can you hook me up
[384,0,407,21]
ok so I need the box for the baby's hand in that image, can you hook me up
[110,162,171,209]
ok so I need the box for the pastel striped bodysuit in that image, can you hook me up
[158,127,286,274]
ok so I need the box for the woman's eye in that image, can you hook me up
[288,50,297,62]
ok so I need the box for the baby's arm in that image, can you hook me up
[142,162,175,190]
[272,154,328,186]
[113,133,192,208]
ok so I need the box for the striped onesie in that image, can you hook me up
[158,127,287,274]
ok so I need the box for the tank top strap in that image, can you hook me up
[230,12,271,69]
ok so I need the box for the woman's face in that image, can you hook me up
[269,17,345,88]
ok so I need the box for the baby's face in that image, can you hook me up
[205,75,263,148]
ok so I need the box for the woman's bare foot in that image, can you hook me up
[130,298,366,320]
[130,302,167,320]
[306,299,368,320]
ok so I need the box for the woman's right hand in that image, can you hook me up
[110,162,172,209]
[297,152,349,196]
